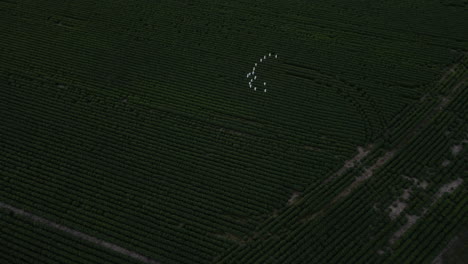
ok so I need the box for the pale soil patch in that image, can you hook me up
[387,178,464,246]
[432,255,442,264]
[441,160,451,167]
[432,235,459,264]
[451,144,462,156]
[389,201,408,220]
[436,77,467,111]
[0,202,160,264]
[403,176,429,189]
[300,211,322,223]
[401,188,411,200]
[437,52,467,87]
[437,65,457,85]
[324,144,374,184]
[432,230,468,264]
[287,192,301,205]
[287,149,398,224]
[435,178,463,199]
[388,188,411,220]
[451,77,468,93]
[342,145,373,172]
[419,180,429,189]
[439,97,450,109]
[334,150,395,202]
[397,77,467,153]
[390,214,420,244]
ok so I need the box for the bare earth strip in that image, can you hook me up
[0,202,160,264]
[389,214,420,244]
[332,150,395,204]
[431,230,468,264]
[388,178,464,245]
[324,144,374,184]
[434,178,464,199]
[300,149,395,222]
[431,235,459,264]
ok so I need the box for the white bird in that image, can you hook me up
[254,87,257,91]
[260,59,262,62]
[254,76,257,80]
[264,89,267,92]
[264,55,266,59]
[255,63,257,66]
[275,54,278,59]
[251,79,253,82]
[253,67,255,71]
[263,82,266,86]
[269,53,271,56]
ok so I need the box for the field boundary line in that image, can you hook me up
[0,202,160,264]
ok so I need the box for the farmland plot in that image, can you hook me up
[0,0,467,263]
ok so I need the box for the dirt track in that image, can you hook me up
[0,202,160,264]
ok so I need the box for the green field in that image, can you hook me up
[1,0,467,263]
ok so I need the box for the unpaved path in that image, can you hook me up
[431,236,458,264]
[300,149,395,222]
[435,178,464,199]
[287,192,301,205]
[388,178,464,245]
[389,214,420,244]
[431,230,468,264]
[332,150,395,203]
[0,202,160,264]
[324,144,373,184]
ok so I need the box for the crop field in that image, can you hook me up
[0,0,467,263]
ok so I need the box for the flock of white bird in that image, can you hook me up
[246,53,278,92]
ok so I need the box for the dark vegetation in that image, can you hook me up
[0,0,467,263]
